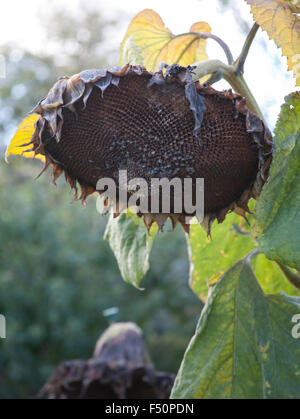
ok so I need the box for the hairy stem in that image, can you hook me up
[234,23,259,75]
[190,24,267,125]
[225,73,266,124]
[177,32,233,65]
[192,59,266,123]
[188,32,234,65]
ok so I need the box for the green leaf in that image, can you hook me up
[256,92,300,270]
[171,255,300,399]
[104,210,157,289]
[188,212,255,301]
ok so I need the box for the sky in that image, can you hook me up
[0,0,299,131]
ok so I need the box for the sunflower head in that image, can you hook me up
[7,64,273,234]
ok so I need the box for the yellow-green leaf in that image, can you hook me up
[5,114,45,163]
[188,212,255,302]
[246,0,300,85]
[120,9,211,71]
[188,199,299,302]
[252,253,299,295]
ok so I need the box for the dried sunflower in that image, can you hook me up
[9,64,273,234]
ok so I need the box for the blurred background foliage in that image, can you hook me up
[0,0,248,151]
[0,160,202,398]
[0,2,207,398]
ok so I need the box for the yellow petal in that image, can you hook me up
[246,0,300,86]
[5,114,45,163]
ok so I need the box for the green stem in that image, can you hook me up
[276,263,300,291]
[188,32,234,65]
[225,73,266,124]
[191,24,267,125]
[192,59,266,124]
[234,23,259,75]
[176,32,233,65]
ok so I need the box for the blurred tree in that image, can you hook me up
[0,1,202,399]
[0,0,118,151]
[39,2,119,72]
[0,160,201,398]
[0,47,58,150]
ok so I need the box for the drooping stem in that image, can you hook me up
[177,32,234,65]
[276,263,300,291]
[225,73,266,124]
[191,32,234,65]
[192,59,266,123]
[192,58,228,80]
[234,23,259,75]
